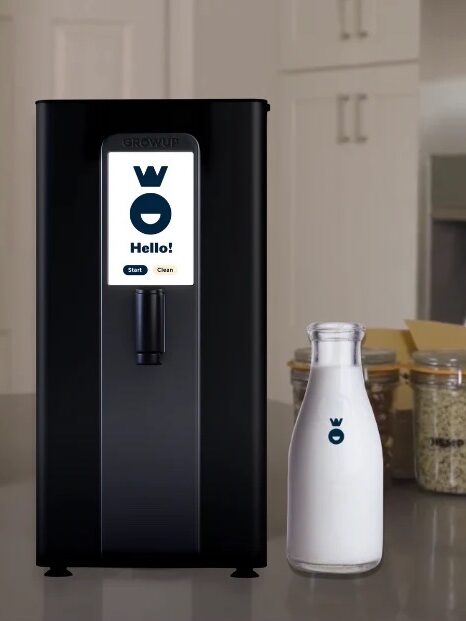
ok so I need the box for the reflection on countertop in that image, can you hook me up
[0,395,465,621]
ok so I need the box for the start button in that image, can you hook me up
[123,264,148,275]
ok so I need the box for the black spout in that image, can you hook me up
[135,289,165,365]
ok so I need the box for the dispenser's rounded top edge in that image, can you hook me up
[35,98,270,109]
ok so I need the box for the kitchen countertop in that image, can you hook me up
[1,395,465,621]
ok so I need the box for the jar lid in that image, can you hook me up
[412,349,466,371]
[361,348,397,366]
[294,347,311,363]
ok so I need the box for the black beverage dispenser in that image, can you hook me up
[36,100,268,577]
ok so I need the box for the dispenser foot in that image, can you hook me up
[44,567,72,577]
[231,568,259,578]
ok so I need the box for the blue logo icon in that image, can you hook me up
[328,418,344,445]
[130,165,171,235]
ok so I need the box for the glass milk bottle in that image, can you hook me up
[287,322,383,574]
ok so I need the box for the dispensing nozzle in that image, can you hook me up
[135,288,165,365]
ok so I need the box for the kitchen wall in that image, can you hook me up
[419,0,466,316]
[193,0,276,100]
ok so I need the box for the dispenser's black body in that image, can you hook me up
[36,100,268,572]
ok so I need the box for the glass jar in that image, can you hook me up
[289,347,399,482]
[362,349,399,484]
[410,350,466,495]
[289,347,311,420]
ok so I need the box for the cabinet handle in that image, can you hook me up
[339,0,352,39]
[357,0,371,38]
[337,95,351,143]
[355,93,368,142]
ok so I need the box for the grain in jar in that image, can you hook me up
[410,350,466,494]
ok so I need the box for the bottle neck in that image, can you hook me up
[311,339,362,368]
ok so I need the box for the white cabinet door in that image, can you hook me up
[268,64,418,402]
[280,0,419,70]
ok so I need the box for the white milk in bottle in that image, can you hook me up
[287,322,383,574]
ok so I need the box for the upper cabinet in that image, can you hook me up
[273,63,419,343]
[280,0,420,70]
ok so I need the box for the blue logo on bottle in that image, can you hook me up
[328,418,344,445]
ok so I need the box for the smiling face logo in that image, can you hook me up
[328,418,344,445]
[130,165,171,235]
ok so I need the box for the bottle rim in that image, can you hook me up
[307,321,365,341]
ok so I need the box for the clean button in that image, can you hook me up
[123,265,148,275]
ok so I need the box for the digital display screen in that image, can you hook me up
[107,151,194,285]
